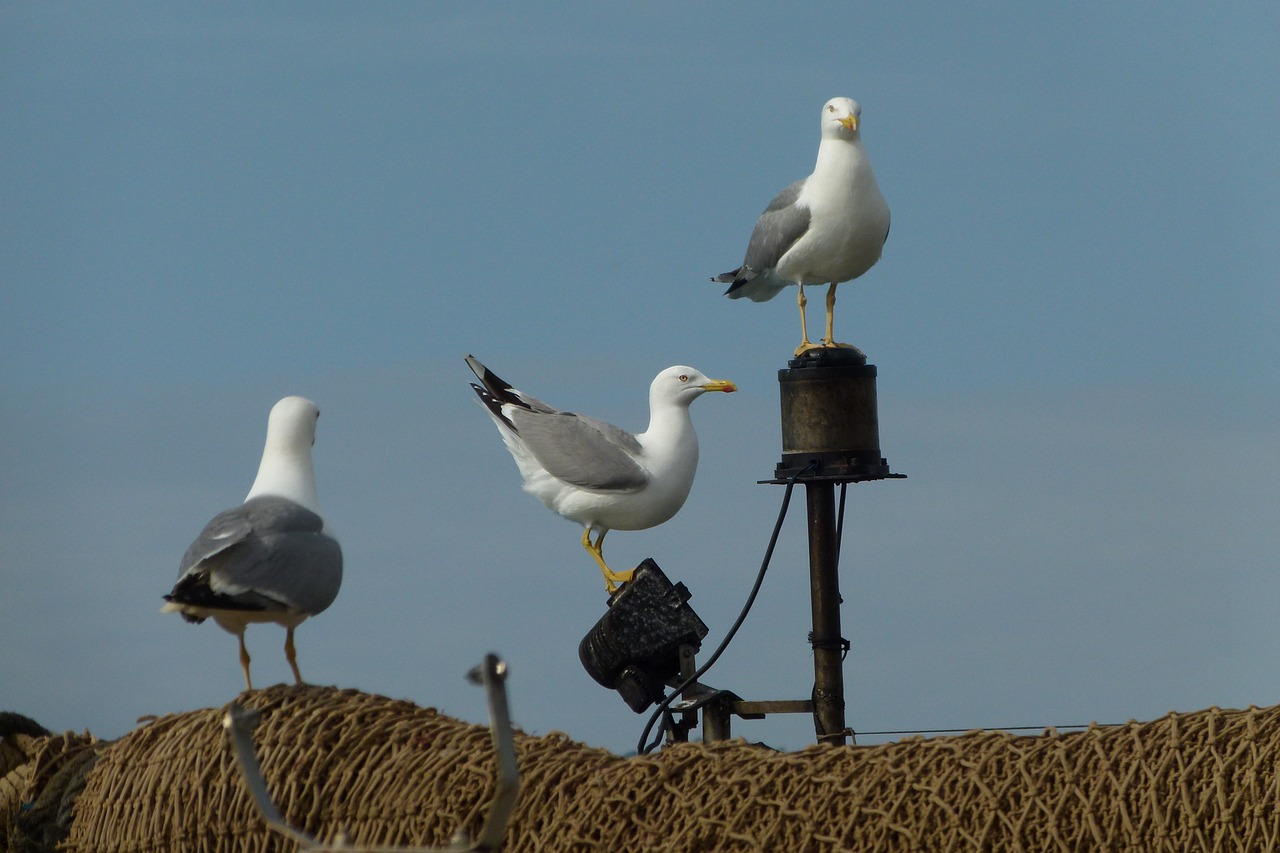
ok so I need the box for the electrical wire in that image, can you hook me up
[633,466,1117,751]
[855,723,1123,737]
[835,481,848,560]
[835,482,849,661]
[636,462,816,755]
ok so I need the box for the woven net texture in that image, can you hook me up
[28,685,1280,852]
[1,712,100,853]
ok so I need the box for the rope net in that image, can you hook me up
[6,686,1274,852]
[1,722,99,853]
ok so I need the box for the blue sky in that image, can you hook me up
[2,3,1277,753]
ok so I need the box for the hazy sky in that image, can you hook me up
[3,3,1277,755]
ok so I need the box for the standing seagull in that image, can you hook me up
[162,396,343,690]
[715,96,890,357]
[466,356,736,592]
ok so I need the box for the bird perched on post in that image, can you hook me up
[466,356,736,593]
[715,96,890,358]
[162,396,342,690]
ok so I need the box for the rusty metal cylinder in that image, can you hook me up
[775,351,891,481]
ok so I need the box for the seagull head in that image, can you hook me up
[650,366,737,409]
[264,396,320,453]
[822,97,862,138]
[245,396,323,512]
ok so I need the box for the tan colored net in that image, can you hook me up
[44,686,1280,852]
[0,730,43,849]
[1,725,100,853]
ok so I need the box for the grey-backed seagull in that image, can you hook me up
[466,356,736,593]
[715,96,890,357]
[162,396,342,690]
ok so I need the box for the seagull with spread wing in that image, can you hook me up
[716,96,890,357]
[162,396,342,690]
[466,356,736,592]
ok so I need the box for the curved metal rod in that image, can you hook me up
[222,653,519,852]
[465,655,519,850]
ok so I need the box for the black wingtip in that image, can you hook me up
[165,575,267,618]
[464,356,522,406]
[162,593,208,623]
[716,267,750,295]
[463,354,497,389]
[469,382,517,430]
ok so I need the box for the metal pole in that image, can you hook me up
[774,350,901,747]
[702,697,733,742]
[806,480,847,745]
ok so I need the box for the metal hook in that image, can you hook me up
[222,653,519,852]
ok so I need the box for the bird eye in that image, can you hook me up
[678,374,689,382]
[827,104,835,112]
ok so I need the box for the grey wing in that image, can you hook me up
[210,528,343,615]
[716,180,811,299]
[175,498,343,615]
[178,505,255,577]
[741,179,811,273]
[508,409,648,491]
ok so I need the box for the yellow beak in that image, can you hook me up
[839,114,858,132]
[702,379,738,393]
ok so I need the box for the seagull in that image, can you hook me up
[162,396,343,690]
[715,96,890,358]
[466,356,736,592]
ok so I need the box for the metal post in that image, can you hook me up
[702,697,733,742]
[772,349,902,747]
[806,480,847,744]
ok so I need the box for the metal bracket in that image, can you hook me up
[222,653,520,852]
[663,643,820,743]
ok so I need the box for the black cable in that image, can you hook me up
[835,481,848,561]
[835,482,849,661]
[636,462,816,755]
[856,723,1123,737]
[633,464,1114,750]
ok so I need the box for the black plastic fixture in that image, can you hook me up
[579,560,708,713]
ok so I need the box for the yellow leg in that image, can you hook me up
[820,283,865,356]
[582,528,633,592]
[238,632,253,691]
[794,284,822,357]
[823,283,838,345]
[285,627,303,685]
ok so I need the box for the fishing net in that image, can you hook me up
[10,685,1277,852]
[1,714,99,853]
